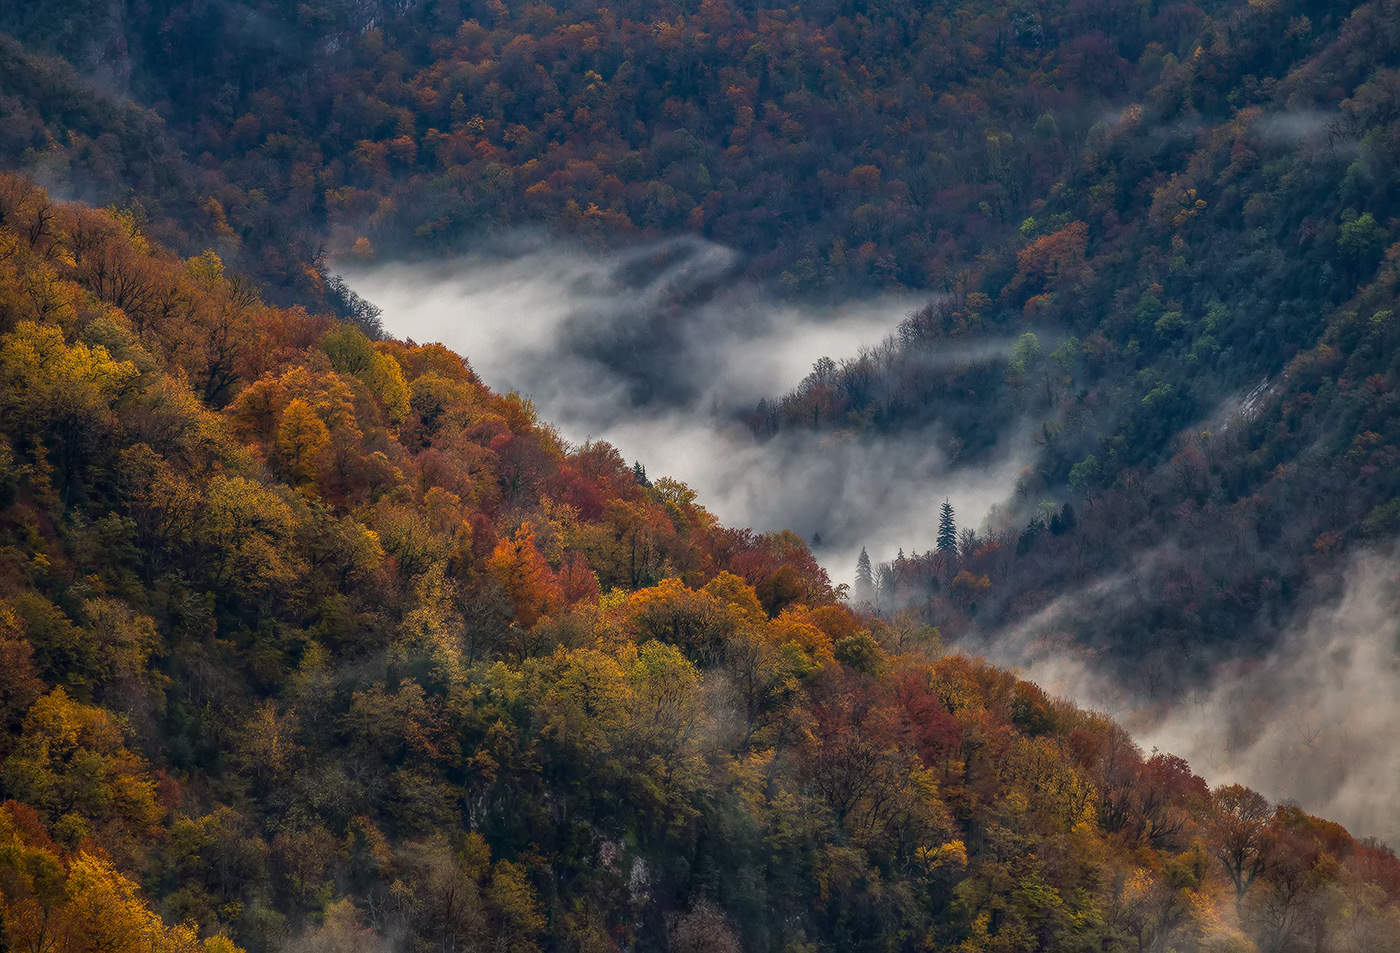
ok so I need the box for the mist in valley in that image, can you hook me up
[339,235,1033,587]
[980,550,1400,845]
[344,238,1399,846]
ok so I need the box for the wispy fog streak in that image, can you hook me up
[340,235,1029,584]
[981,551,1400,845]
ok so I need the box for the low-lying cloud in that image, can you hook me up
[1252,109,1339,147]
[981,549,1400,845]
[343,236,1400,845]
[339,235,1031,585]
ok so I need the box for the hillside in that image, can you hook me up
[3,2,1395,655]
[0,0,1399,951]
[1,175,1399,953]
[758,0,1400,690]
[1,0,1281,294]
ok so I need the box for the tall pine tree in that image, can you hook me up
[937,499,958,556]
[855,546,874,604]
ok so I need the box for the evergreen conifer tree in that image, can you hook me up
[855,547,874,604]
[937,499,958,555]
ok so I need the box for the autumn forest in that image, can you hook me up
[0,0,1399,952]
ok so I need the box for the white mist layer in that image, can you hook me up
[341,236,917,417]
[344,237,1399,845]
[339,236,1028,586]
[983,551,1400,845]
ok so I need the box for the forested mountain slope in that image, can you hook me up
[0,31,342,315]
[760,0,1400,692]
[2,0,1285,293]
[0,0,1398,951]
[2,172,1399,953]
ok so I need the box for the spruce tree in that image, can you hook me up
[937,499,958,555]
[855,547,874,603]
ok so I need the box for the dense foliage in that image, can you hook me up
[1,0,1290,295]
[761,0,1400,689]
[1,176,1399,953]
[1,0,1399,950]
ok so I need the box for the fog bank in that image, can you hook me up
[340,236,1031,585]
[984,551,1400,845]
[343,237,1399,845]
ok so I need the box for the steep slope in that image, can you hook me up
[0,30,372,317]
[762,0,1400,692]
[0,2,1398,950]
[2,176,1400,953]
[2,0,1264,294]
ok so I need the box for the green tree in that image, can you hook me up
[1338,211,1386,278]
[936,500,958,558]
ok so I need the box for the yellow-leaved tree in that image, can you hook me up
[0,803,243,953]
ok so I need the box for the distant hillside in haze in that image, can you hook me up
[758,0,1400,697]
